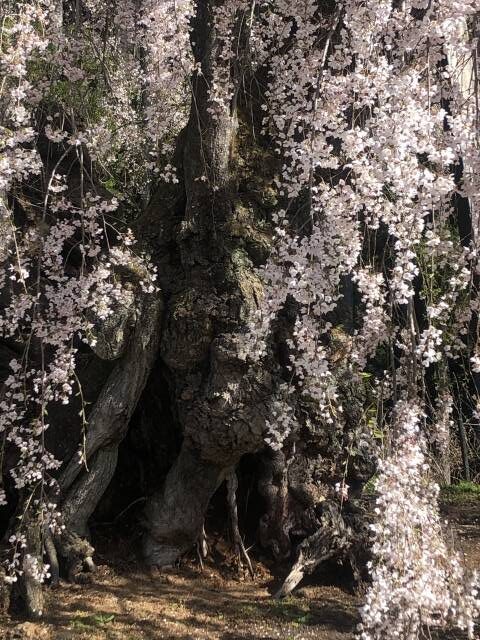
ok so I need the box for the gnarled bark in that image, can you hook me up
[55,288,162,570]
[258,374,375,594]
[142,0,274,567]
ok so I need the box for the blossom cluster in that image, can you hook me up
[232,1,480,637]
[358,402,479,640]
[0,0,158,584]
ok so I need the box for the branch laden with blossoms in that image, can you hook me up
[234,0,480,637]
[0,0,160,599]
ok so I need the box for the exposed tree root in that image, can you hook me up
[43,529,59,587]
[53,529,96,584]
[227,469,254,579]
[275,500,354,598]
[196,523,209,571]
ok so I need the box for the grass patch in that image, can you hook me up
[441,481,480,502]
[70,612,116,630]
[265,598,316,625]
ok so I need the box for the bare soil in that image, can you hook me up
[0,500,479,640]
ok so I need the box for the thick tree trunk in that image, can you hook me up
[60,290,161,533]
[12,506,44,619]
[50,289,162,578]
[139,0,376,579]
[142,0,273,567]
[143,449,225,566]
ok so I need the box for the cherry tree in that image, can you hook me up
[1,0,480,637]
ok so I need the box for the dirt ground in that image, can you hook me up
[0,499,479,640]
